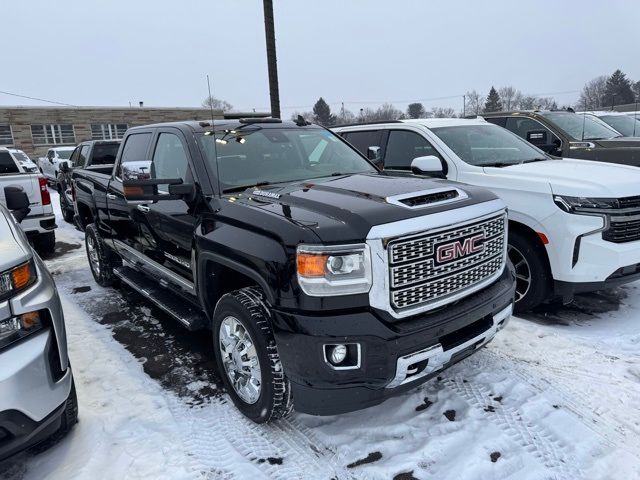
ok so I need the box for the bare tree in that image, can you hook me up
[498,86,523,111]
[202,96,233,112]
[465,90,484,116]
[430,107,457,118]
[577,75,608,110]
[335,108,357,125]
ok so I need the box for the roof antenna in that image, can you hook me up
[206,75,222,195]
[295,115,310,126]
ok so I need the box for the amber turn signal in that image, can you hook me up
[11,263,34,289]
[297,253,328,278]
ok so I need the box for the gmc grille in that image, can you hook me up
[388,214,506,310]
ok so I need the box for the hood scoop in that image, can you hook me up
[386,187,466,209]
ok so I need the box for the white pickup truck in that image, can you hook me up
[0,147,57,255]
[334,118,640,311]
[38,146,75,183]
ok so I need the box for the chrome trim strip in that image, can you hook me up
[367,199,507,319]
[113,239,195,294]
[386,303,512,389]
[385,187,468,210]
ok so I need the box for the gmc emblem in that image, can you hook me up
[436,233,485,264]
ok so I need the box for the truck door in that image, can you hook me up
[105,131,152,250]
[136,128,196,282]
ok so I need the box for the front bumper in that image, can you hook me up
[543,209,640,287]
[272,266,515,415]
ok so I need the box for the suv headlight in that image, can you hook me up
[0,260,37,302]
[553,195,618,214]
[297,244,372,296]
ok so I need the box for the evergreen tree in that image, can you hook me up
[483,87,502,113]
[407,103,426,119]
[602,70,635,107]
[312,97,336,126]
[633,81,640,102]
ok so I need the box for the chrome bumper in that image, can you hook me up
[386,303,512,389]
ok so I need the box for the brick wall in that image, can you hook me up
[0,106,226,158]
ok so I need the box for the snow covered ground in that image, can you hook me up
[2,190,639,480]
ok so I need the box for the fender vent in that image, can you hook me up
[399,190,459,208]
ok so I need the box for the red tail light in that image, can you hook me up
[39,177,51,206]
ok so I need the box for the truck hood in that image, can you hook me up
[483,159,640,197]
[229,173,499,243]
[0,208,31,272]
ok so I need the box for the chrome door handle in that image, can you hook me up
[106,194,116,200]
[137,205,150,213]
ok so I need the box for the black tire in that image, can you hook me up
[85,223,119,287]
[212,287,293,423]
[508,230,551,313]
[30,380,78,454]
[33,231,56,258]
[58,188,74,223]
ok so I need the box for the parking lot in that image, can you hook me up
[1,189,638,479]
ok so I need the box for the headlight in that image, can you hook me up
[553,195,619,214]
[0,311,43,349]
[0,260,37,302]
[297,244,372,296]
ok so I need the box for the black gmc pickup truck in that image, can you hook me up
[73,118,515,422]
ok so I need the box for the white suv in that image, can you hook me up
[334,118,640,311]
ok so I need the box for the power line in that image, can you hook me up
[0,89,78,107]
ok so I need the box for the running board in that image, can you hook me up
[113,266,207,331]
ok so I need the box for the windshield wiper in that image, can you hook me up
[480,162,517,168]
[520,158,548,164]
[223,181,271,194]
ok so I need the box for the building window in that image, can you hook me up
[0,125,13,146]
[91,123,128,140]
[31,124,76,145]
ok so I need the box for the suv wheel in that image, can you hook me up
[508,230,550,312]
[59,190,74,223]
[85,224,119,287]
[33,231,56,258]
[212,287,293,423]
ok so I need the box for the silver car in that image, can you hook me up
[0,186,77,461]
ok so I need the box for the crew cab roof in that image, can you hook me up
[126,119,321,133]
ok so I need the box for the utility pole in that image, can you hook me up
[263,0,281,119]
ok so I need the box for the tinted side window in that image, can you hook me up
[70,147,82,167]
[78,145,91,167]
[342,130,382,156]
[0,151,19,174]
[151,133,189,192]
[91,143,119,165]
[384,130,442,170]
[505,117,553,140]
[117,133,152,178]
[485,117,507,127]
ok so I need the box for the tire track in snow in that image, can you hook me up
[444,374,582,480]
[475,348,640,460]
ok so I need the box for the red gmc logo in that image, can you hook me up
[436,234,485,264]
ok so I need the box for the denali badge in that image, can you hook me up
[436,233,485,264]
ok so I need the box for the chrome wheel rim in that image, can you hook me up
[508,244,531,303]
[219,316,262,404]
[86,235,101,276]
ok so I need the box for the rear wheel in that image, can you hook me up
[508,230,551,313]
[85,223,119,287]
[33,232,56,258]
[212,287,292,423]
[58,189,74,223]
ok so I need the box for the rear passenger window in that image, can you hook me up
[384,130,442,170]
[342,130,383,157]
[0,151,19,174]
[151,133,189,192]
[117,133,152,178]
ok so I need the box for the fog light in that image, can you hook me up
[329,344,347,364]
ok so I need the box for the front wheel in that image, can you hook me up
[59,189,74,223]
[85,224,119,287]
[508,230,551,313]
[212,287,293,423]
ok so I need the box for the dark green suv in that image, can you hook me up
[482,110,640,167]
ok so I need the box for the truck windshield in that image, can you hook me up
[430,124,548,167]
[541,112,621,140]
[198,128,376,192]
[597,115,640,137]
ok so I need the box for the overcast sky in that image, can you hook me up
[2,0,639,117]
